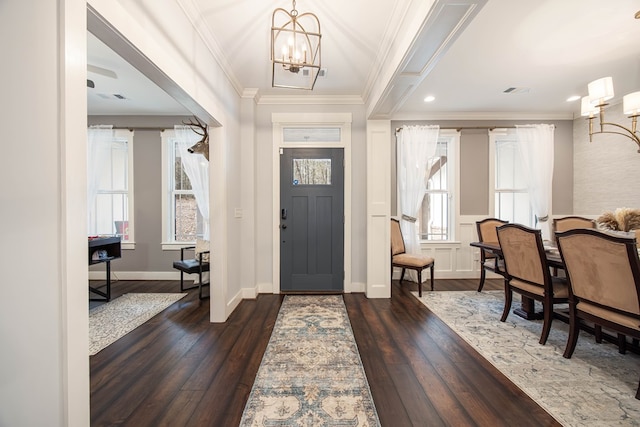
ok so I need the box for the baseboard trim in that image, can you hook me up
[88,271,181,281]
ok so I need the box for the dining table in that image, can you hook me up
[470,240,564,320]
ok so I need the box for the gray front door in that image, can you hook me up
[280,148,344,292]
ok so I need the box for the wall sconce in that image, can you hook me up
[581,76,640,152]
[271,0,321,90]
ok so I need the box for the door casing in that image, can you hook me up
[271,113,352,294]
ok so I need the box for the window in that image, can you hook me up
[416,132,458,241]
[161,130,204,248]
[292,158,332,185]
[88,129,135,248]
[490,130,534,227]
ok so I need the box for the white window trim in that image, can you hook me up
[397,129,460,243]
[90,129,136,250]
[122,128,135,249]
[160,130,197,250]
[489,128,536,227]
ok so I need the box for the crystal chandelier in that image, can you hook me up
[271,0,321,90]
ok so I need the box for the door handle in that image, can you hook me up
[281,208,287,220]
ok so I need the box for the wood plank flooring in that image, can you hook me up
[90,279,561,426]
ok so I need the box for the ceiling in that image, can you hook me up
[87,0,640,120]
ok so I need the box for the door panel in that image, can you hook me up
[280,148,344,292]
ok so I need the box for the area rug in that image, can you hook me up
[89,293,186,356]
[240,295,381,426]
[414,290,640,426]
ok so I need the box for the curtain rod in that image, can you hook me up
[110,126,167,132]
[395,126,518,134]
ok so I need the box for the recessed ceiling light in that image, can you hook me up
[566,95,581,102]
[423,95,435,103]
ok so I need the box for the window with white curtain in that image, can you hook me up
[490,130,534,227]
[161,130,204,248]
[88,129,135,247]
[417,132,458,241]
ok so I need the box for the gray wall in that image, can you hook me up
[573,102,640,214]
[88,115,191,273]
[390,119,574,216]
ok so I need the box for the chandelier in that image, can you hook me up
[271,0,321,90]
[581,76,640,152]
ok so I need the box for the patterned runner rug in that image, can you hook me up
[89,293,186,355]
[414,290,640,426]
[240,295,381,426]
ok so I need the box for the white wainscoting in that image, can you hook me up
[392,215,493,280]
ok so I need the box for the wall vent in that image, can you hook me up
[503,87,530,94]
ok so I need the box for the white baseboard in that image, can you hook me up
[349,281,366,293]
[241,287,258,299]
[88,270,181,281]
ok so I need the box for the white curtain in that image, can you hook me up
[516,124,555,239]
[87,125,115,235]
[397,125,440,282]
[175,125,210,240]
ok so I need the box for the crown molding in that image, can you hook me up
[257,95,364,105]
[389,111,576,121]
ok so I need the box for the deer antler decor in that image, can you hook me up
[182,116,209,161]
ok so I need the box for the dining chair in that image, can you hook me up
[555,228,640,399]
[475,218,508,292]
[552,216,595,238]
[549,216,596,276]
[496,223,569,345]
[390,218,434,297]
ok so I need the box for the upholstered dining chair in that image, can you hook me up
[552,216,595,239]
[475,218,508,292]
[555,228,640,400]
[496,223,569,345]
[390,218,435,297]
[551,216,595,276]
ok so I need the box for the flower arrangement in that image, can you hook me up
[596,208,640,232]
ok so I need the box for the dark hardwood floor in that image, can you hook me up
[90,278,560,426]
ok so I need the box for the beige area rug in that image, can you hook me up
[414,290,640,426]
[240,295,381,426]
[89,293,186,356]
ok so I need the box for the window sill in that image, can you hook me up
[420,240,461,247]
[162,242,196,251]
[122,242,135,250]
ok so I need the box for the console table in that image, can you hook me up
[88,236,121,301]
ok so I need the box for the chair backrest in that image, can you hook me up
[390,218,406,256]
[476,218,508,244]
[553,216,595,234]
[497,223,547,287]
[556,229,640,316]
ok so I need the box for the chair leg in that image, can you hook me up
[500,285,513,322]
[417,270,423,297]
[477,267,486,292]
[618,334,627,355]
[595,325,603,343]
[399,268,406,284]
[180,271,185,292]
[430,264,434,291]
[563,306,580,358]
[539,299,553,345]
